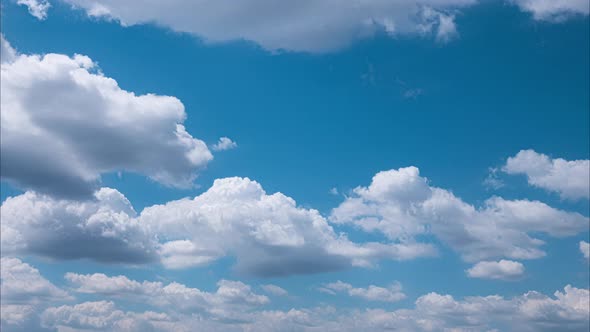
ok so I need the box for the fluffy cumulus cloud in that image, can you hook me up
[466,259,525,280]
[0,257,69,304]
[17,0,51,20]
[59,0,475,52]
[65,273,269,319]
[503,149,590,200]
[330,166,589,263]
[1,177,436,276]
[0,36,212,198]
[319,281,406,302]
[580,241,590,261]
[0,258,70,332]
[212,137,238,151]
[140,176,436,276]
[31,283,590,331]
[0,188,158,263]
[511,0,589,21]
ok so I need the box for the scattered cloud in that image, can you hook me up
[503,149,590,200]
[319,281,406,302]
[1,257,70,304]
[17,0,50,20]
[402,88,424,99]
[65,273,270,317]
[580,241,590,261]
[12,281,590,332]
[260,285,288,297]
[330,166,589,263]
[212,137,238,151]
[466,259,525,280]
[483,167,505,190]
[510,0,589,21]
[0,36,212,198]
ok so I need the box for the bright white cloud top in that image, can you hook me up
[503,149,590,200]
[466,260,525,280]
[330,166,589,263]
[0,36,212,198]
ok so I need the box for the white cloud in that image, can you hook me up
[41,301,174,331]
[0,257,70,304]
[65,273,269,318]
[261,285,288,297]
[503,150,590,200]
[466,259,525,280]
[511,0,589,21]
[0,36,212,198]
[1,35,17,64]
[320,281,406,302]
[140,176,436,276]
[350,285,590,332]
[1,177,436,276]
[1,258,70,332]
[34,285,590,331]
[580,241,590,261]
[60,0,475,52]
[330,166,589,263]
[17,0,51,20]
[0,188,158,264]
[212,137,238,151]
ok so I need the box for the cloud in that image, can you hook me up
[466,259,525,280]
[1,188,158,264]
[344,285,590,332]
[510,0,589,21]
[1,35,17,64]
[319,281,406,302]
[580,241,590,261]
[261,285,288,297]
[212,137,238,151]
[0,36,212,198]
[503,150,590,200]
[17,0,51,20]
[330,166,589,263]
[60,0,475,52]
[1,258,70,332]
[0,257,70,304]
[31,284,590,331]
[1,177,436,276]
[65,273,270,318]
[41,301,174,331]
[483,167,505,190]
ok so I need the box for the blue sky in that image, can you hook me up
[1,0,589,331]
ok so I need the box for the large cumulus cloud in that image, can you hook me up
[0,35,212,198]
[330,166,589,263]
[59,0,474,52]
[1,177,436,276]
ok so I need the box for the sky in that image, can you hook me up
[0,0,589,331]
